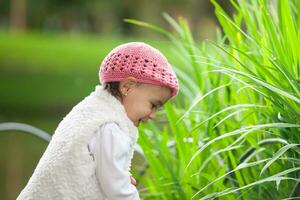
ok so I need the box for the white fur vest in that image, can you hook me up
[17,85,138,200]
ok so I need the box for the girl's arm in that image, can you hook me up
[89,122,140,200]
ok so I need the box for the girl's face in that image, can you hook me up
[120,78,172,127]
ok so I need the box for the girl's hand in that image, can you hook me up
[130,176,137,185]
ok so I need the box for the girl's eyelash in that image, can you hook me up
[151,103,158,109]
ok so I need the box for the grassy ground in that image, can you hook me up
[0,31,177,118]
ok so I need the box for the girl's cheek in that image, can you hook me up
[140,108,150,118]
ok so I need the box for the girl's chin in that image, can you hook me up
[132,121,138,127]
[135,120,141,127]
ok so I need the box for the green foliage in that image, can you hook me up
[0,31,176,118]
[129,0,300,199]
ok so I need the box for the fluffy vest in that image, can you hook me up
[17,85,138,200]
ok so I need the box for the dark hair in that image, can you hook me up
[103,82,122,100]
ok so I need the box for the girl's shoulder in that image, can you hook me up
[99,122,129,139]
[89,122,131,154]
[99,122,121,133]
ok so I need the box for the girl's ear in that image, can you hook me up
[119,77,138,96]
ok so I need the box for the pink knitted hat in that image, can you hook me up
[99,42,179,97]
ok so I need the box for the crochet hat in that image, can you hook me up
[99,42,179,97]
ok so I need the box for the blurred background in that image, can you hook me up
[0,0,231,199]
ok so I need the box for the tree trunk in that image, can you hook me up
[10,0,27,32]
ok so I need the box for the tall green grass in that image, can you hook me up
[128,0,300,199]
